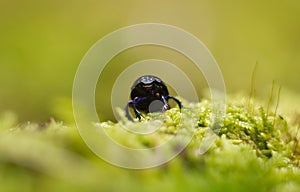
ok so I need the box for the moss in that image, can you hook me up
[98,99,297,165]
[0,97,300,191]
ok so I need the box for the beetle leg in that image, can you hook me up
[133,97,143,120]
[127,97,147,120]
[161,96,170,111]
[166,96,182,110]
[126,100,142,120]
[125,101,134,121]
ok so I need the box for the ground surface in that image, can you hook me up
[0,98,299,192]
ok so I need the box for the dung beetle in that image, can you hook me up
[125,75,182,120]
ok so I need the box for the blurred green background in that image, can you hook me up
[1,0,299,122]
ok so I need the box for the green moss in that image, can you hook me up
[0,97,300,191]
[220,103,291,160]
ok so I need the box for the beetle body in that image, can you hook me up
[126,75,182,120]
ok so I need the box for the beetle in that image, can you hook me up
[125,75,182,120]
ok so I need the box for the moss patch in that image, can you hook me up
[0,98,300,192]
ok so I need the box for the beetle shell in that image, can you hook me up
[130,75,169,100]
[131,75,163,89]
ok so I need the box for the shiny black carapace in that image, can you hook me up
[126,75,182,120]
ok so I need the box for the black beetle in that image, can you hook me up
[126,75,182,120]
